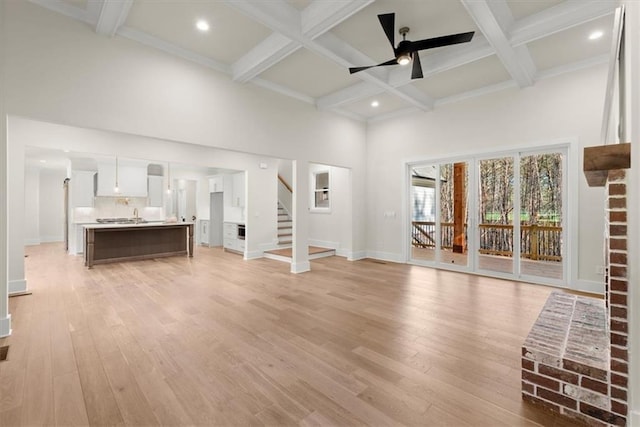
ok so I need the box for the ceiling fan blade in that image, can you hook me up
[377,13,395,51]
[349,58,398,74]
[411,52,423,79]
[410,31,475,52]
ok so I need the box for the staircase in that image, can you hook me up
[277,202,292,247]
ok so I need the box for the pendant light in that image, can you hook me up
[166,162,172,194]
[114,156,120,193]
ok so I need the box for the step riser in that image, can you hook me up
[278,201,291,245]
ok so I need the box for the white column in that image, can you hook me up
[7,137,26,294]
[624,2,640,424]
[291,159,310,273]
[0,1,11,338]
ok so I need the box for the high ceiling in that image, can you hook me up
[30,0,618,122]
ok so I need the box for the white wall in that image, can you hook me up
[366,64,608,290]
[0,0,10,337]
[24,167,40,245]
[308,163,352,256]
[39,168,65,242]
[25,167,68,245]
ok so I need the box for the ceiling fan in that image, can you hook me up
[349,13,475,79]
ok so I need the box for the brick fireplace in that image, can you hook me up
[521,169,630,426]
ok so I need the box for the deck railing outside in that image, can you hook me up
[411,221,562,262]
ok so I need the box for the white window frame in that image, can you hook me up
[310,170,331,213]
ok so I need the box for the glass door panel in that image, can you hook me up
[411,164,437,262]
[519,153,564,280]
[439,162,468,266]
[478,157,514,274]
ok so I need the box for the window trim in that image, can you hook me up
[310,170,331,213]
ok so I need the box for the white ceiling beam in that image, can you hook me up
[316,81,384,110]
[86,1,103,23]
[95,0,132,37]
[510,0,618,46]
[460,0,534,88]
[301,0,374,39]
[387,36,494,87]
[435,53,608,108]
[223,0,301,42]
[232,33,300,83]
[251,77,315,105]
[117,27,230,75]
[312,32,433,111]
[319,0,616,110]
[226,0,433,111]
[230,0,373,83]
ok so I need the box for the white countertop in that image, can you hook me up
[224,221,245,225]
[83,222,194,229]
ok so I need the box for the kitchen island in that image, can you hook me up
[83,222,194,268]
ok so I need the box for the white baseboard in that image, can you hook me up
[366,251,404,263]
[259,242,281,252]
[574,279,605,294]
[9,279,27,294]
[291,261,310,274]
[263,252,291,263]
[0,314,11,338]
[245,250,263,260]
[309,239,339,250]
[347,250,367,261]
[630,409,639,426]
[336,248,350,258]
[25,236,64,246]
[40,235,63,243]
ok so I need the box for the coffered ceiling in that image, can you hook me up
[30,0,618,122]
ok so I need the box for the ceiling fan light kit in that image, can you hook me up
[349,13,475,80]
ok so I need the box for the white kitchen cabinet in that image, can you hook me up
[232,172,245,208]
[73,224,85,255]
[223,222,244,254]
[97,162,148,197]
[223,222,237,239]
[200,219,210,245]
[72,171,95,207]
[148,175,164,207]
[209,175,224,193]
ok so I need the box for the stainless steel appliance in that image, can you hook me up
[237,224,246,240]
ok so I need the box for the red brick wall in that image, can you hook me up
[607,170,629,421]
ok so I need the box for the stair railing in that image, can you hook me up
[277,174,293,218]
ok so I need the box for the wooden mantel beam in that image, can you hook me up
[583,142,631,187]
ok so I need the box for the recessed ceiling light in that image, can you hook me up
[196,19,210,32]
[589,30,603,40]
[63,149,70,153]
[39,159,47,163]
[371,100,379,108]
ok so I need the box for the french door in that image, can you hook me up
[409,147,567,285]
[410,161,470,270]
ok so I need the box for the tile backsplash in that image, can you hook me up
[73,197,164,222]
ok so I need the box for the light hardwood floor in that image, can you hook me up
[0,243,582,426]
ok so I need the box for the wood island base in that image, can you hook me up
[84,223,194,268]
